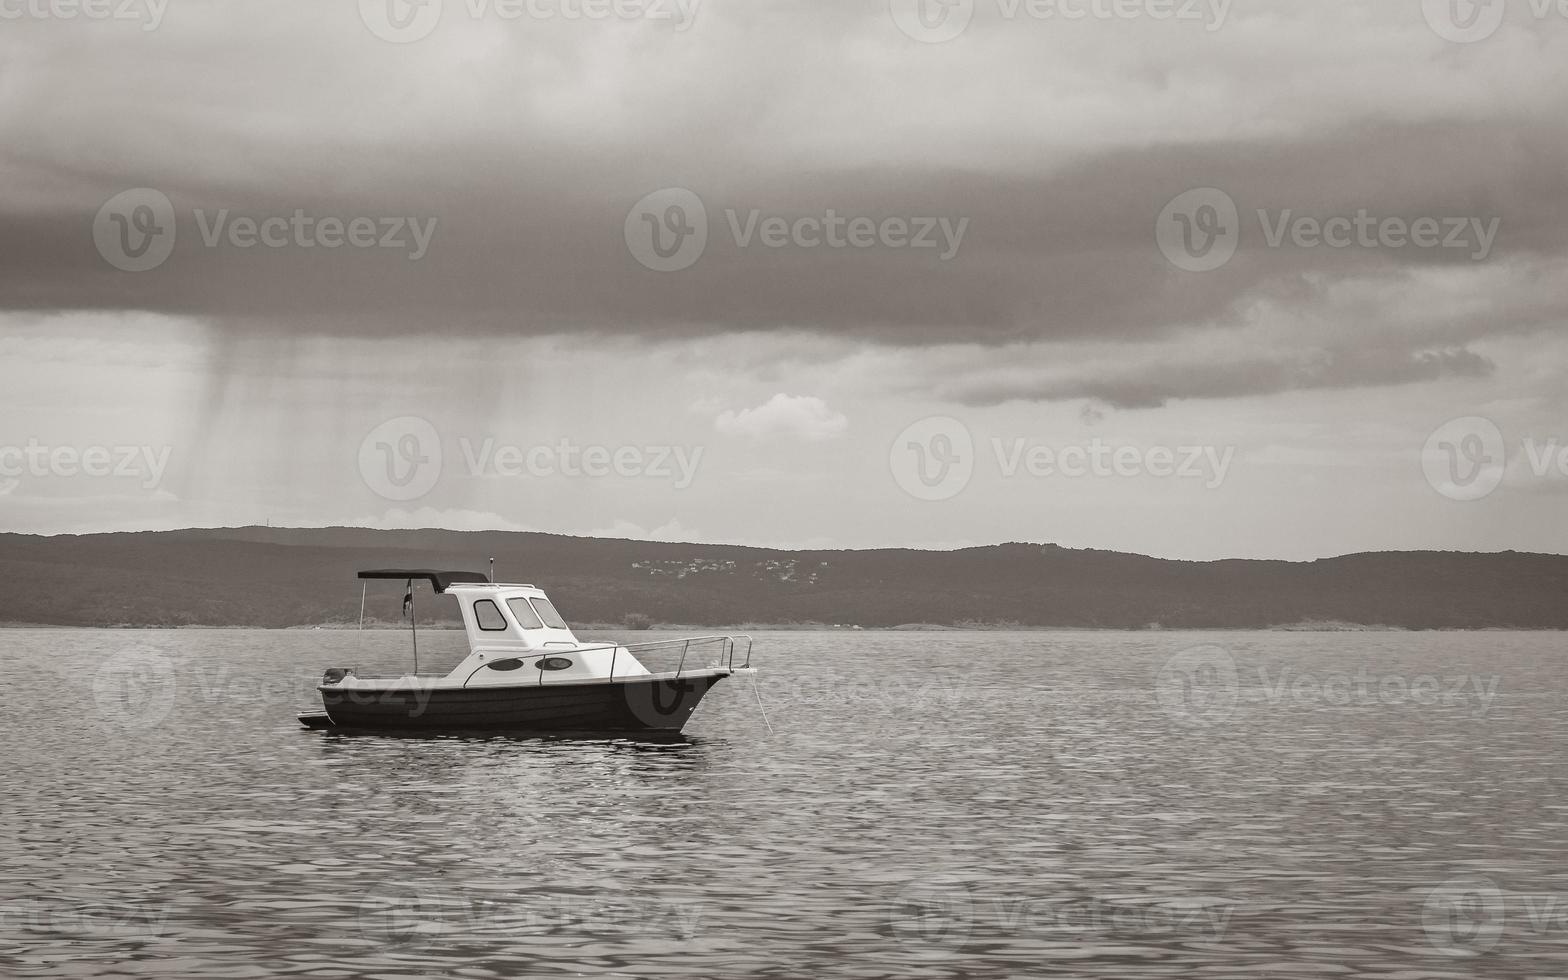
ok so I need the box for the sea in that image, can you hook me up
[4,628,1566,978]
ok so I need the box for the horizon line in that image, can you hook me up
[3,523,1564,566]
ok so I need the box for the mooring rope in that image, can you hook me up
[751,670,774,736]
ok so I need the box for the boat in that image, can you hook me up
[299,568,753,734]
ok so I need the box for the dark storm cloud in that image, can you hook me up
[7,119,1566,350]
[944,346,1496,409]
[2,2,1565,407]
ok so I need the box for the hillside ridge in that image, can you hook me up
[3,527,1565,630]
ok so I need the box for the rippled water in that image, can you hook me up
[4,628,1567,978]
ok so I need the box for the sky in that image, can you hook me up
[1,0,1566,559]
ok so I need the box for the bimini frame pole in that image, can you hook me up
[358,582,367,630]
[406,578,419,674]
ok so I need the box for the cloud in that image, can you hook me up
[883,257,1567,408]
[344,508,534,532]
[948,346,1496,410]
[1,4,1564,369]
[714,394,848,442]
[588,518,701,543]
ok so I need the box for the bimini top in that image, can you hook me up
[357,569,492,593]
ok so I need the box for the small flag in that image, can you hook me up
[402,580,414,618]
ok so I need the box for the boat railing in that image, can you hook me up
[456,634,752,686]
[609,633,753,680]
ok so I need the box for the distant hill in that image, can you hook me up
[2,527,1567,630]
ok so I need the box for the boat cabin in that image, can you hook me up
[446,583,580,651]
[358,568,578,650]
[350,568,649,686]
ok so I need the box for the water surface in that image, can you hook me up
[4,629,1566,978]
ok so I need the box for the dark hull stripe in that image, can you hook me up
[320,673,727,732]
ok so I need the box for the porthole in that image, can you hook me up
[487,658,526,672]
[537,657,574,671]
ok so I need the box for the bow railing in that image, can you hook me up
[607,634,753,680]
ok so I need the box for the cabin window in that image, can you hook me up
[530,596,570,630]
[473,599,508,631]
[506,598,545,629]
